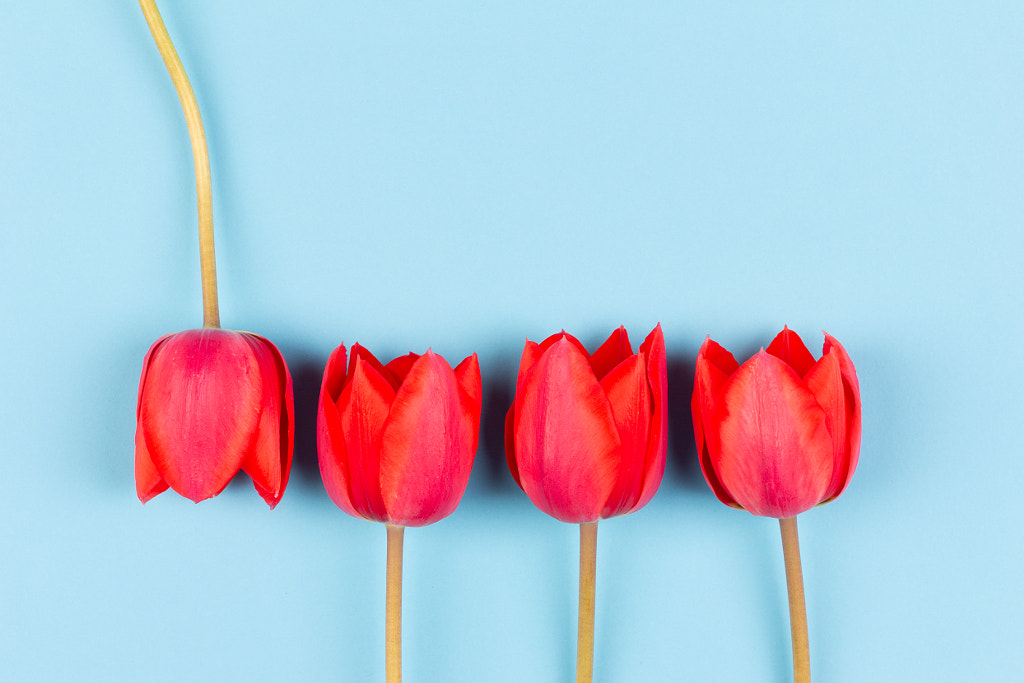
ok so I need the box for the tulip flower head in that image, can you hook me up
[505,325,667,523]
[135,328,294,507]
[692,327,861,519]
[317,344,482,527]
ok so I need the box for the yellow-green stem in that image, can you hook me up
[779,516,810,683]
[576,521,598,683]
[386,524,404,683]
[138,0,220,328]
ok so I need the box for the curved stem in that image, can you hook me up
[138,0,220,328]
[385,524,404,683]
[779,516,810,683]
[576,521,598,683]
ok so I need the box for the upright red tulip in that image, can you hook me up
[691,327,862,518]
[317,343,482,527]
[505,324,667,523]
[135,328,294,507]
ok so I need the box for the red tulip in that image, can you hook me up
[504,325,667,523]
[317,344,482,527]
[692,327,861,519]
[135,328,294,507]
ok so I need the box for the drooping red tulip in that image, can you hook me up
[504,324,667,524]
[692,327,862,519]
[135,328,294,507]
[317,343,482,527]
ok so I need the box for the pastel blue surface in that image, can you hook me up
[2,2,1022,681]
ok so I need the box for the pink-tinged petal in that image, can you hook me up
[711,351,833,518]
[454,353,483,420]
[504,404,523,490]
[336,353,394,521]
[598,353,650,518]
[692,339,741,509]
[514,338,620,523]
[379,352,478,526]
[317,344,363,518]
[589,326,633,381]
[628,323,668,514]
[766,327,816,378]
[240,334,294,508]
[818,334,861,501]
[385,352,421,386]
[138,329,261,503]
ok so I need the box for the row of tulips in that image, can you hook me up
[135,325,861,523]
[135,4,862,680]
[135,323,861,683]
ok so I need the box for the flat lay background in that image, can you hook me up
[2,2,1022,681]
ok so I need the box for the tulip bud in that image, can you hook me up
[135,328,294,507]
[317,344,482,527]
[692,327,862,518]
[505,325,667,523]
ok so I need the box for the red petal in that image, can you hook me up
[336,352,394,521]
[513,338,620,523]
[628,324,668,514]
[816,334,862,501]
[317,344,363,518]
[350,343,400,390]
[589,326,633,380]
[379,352,478,526]
[385,352,421,386]
[240,334,294,508]
[711,351,832,518]
[504,404,523,489]
[766,327,816,378]
[138,330,261,503]
[135,335,172,503]
[598,353,650,518]
[692,337,741,508]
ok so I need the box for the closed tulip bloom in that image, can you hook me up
[505,324,667,524]
[692,327,861,519]
[135,328,294,507]
[317,343,482,527]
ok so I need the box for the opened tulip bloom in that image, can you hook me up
[135,329,294,507]
[505,324,666,683]
[318,343,482,683]
[134,1,293,508]
[692,327,861,683]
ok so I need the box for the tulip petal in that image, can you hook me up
[317,344,363,518]
[139,330,261,503]
[692,338,741,508]
[589,326,633,381]
[135,335,172,503]
[385,352,421,386]
[629,323,667,514]
[766,327,816,378]
[380,352,477,526]
[351,343,401,390]
[336,351,394,521]
[711,351,832,518]
[240,334,294,508]
[514,338,620,523]
[816,334,862,501]
[598,353,650,518]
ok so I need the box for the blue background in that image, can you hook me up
[2,2,1022,681]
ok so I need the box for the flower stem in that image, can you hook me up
[779,516,810,683]
[385,524,404,683]
[576,521,598,683]
[138,0,220,329]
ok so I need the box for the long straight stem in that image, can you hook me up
[576,521,598,683]
[779,516,810,683]
[138,0,220,328]
[385,524,405,683]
